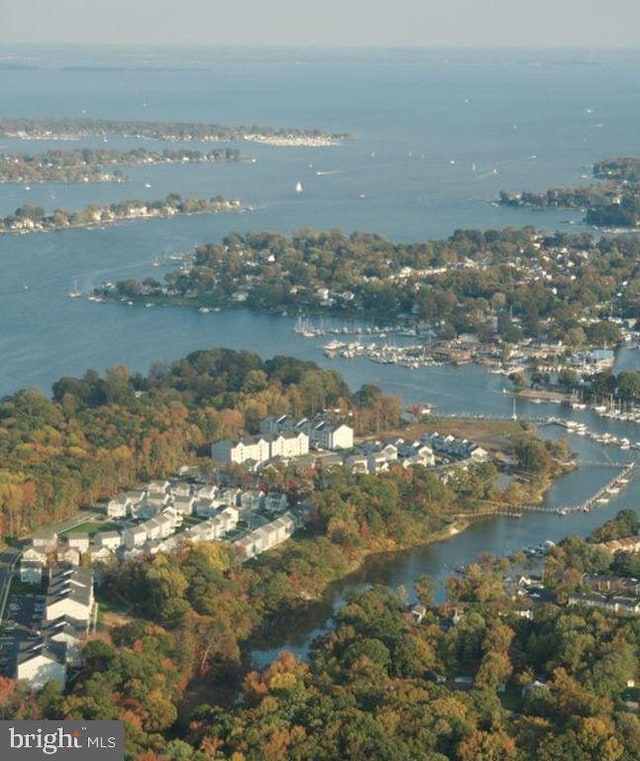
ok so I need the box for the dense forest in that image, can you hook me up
[499,157,640,228]
[3,515,639,760]
[0,147,242,184]
[0,348,401,538]
[100,226,640,342]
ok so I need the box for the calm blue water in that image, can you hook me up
[2,47,640,664]
[1,46,639,396]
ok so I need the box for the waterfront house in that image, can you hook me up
[598,536,640,554]
[234,512,296,561]
[567,591,640,616]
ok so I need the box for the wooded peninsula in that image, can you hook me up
[0,117,350,146]
[499,157,640,228]
[0,193,243,234]
[0,147,243,184]
[97,226,640,347]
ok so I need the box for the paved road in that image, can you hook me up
[0,509,97,622]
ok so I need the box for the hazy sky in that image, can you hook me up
[1,0,639,48]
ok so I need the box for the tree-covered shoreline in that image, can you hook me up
[498,156,640,228]
[0,146,243,184]
[0,193,243,234]
[94,226,640,348]
[0,116,350,146]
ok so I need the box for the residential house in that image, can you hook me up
[147,480,171,496]
[16,640,68,689]
[45,567,94,629]
[263,492,288,514]
[184,506,239,543]
[173,495,196,516]
[123,525,147,550]
[20,545,48,583]
[194,499,219,518]
[56,547,81,566]
[66,532,90,554]
[171,482,193,498]
[310,422,353,450]
[212,431,310,467]
[567,591,640,615]
[367,453,390,473]
[212,435,271,466]
[31,529,58,552]
[41,616,87,667]
[598,536,640,554]
[233,512,295,561]
[218,488,242,507]
[88,545,115,564]
[240,489,264,511]
[270,431,309,459]
[259,414,294,436]
[106,494,130,518]
[95,530,122,552]
[195,484,218,501]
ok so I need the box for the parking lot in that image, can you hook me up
[0,591,45,677]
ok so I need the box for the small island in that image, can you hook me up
[0,193,244,234]
[0,116,350,146]
[0,146,243,184]
[498,156,640,228]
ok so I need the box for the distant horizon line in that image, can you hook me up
[1,41,639,51]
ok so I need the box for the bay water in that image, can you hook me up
[1,46,639,662]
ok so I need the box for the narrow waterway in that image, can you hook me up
[250,417,638,666]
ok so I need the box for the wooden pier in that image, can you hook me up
[451,462,635,521]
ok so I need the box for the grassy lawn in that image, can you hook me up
[182,515,210,527]
[95,588,128,616]
[61,520,123,537]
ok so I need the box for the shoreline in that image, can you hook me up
[0,201,248,236]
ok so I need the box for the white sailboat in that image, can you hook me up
[295,180,303,193]
[68,280,82,298]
